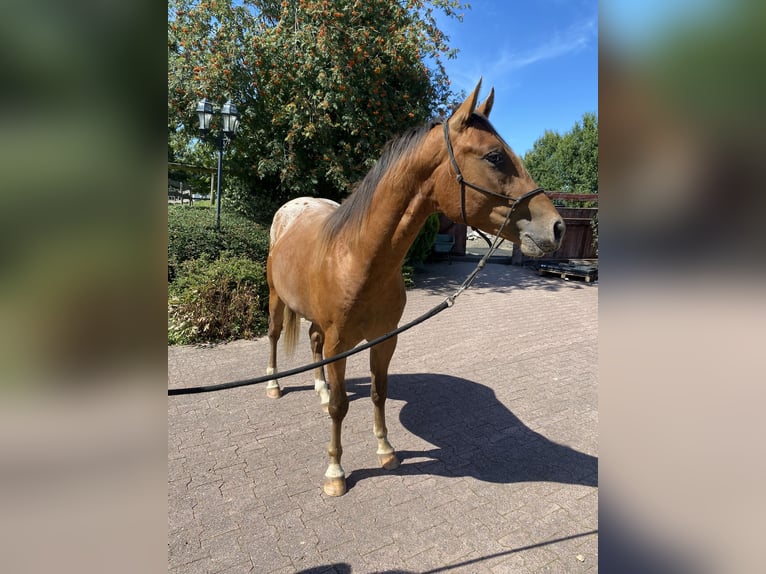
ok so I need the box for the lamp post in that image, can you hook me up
[196,98,240,229]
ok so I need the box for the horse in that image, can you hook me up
[265,80,565,496]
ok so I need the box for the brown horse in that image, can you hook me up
[265,80,564,496]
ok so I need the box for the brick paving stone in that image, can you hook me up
[169,261,598,573]
[216,561,256,574]
[490,545,559,573]
[168,526,209,570]
[239,538,292,572]
[207,530,250,572]
[169,557,214,574]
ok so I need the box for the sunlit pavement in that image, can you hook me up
[168,260,598,573]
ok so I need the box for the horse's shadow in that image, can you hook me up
[342,373,598,490]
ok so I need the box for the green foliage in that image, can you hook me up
[524,113,598,249]
[168,254,269,345]
[168,0,467,208]
[523,112,598,203]
[405,212,440,265]
[168,205,271,345]
[591,212,598,255]
[401,264,415,289]
[168,204,270,279]
[221,177,279,224]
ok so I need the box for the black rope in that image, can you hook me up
[167,228,515,397]
[168,121,545,397]
[168,299,451,396]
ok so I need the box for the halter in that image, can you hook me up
[442,120,545,229]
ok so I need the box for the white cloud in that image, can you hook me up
[493,17,596,74]
[445,16,597,98]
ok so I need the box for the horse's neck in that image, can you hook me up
[355,170,436,273]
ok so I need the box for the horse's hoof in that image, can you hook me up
[321,402,330,414]
[266,386,282,399]
[322,476,347,497]
[379,453,400,470]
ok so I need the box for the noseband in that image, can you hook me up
[443,120,545,228]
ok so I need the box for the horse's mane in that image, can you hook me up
[320,119,443,248]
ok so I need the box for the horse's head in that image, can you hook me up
[433,80,564,257]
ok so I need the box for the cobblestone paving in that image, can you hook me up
[168,261,598,573]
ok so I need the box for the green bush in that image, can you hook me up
[401,264,415,289]
[167,203,432,345]
[405,212,440,265]
[222,179,280,225]
[591,212,599,255]
[168,254,270,345]
[168,205,270,280]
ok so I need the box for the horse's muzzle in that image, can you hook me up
[520,217,565,256]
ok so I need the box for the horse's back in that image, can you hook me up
[270,197,339,247]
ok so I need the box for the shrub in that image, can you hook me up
[591,212,599,255]
[401,264,415,289]
[405,212,440,265]
[168,254,270,345]
[168,205,270,280]
[222,179,280,225]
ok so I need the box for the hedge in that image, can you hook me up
[168,205,270,280]
[167,204,439,345]
[405,212,440,265]
[168,254,270,345]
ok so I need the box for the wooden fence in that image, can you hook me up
[168,162,216,205]
[511,193,598,264]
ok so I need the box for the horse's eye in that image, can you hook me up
[484,151,503,166]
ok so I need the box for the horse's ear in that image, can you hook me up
[476,87,495,118]
[449,78,482,129]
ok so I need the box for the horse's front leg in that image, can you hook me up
[323,354,349,496]
[370,336,400,470]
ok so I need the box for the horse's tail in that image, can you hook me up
[283,306,300,357]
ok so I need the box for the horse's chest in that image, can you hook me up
[330,277,406,329]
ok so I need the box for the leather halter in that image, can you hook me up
[443,120,545,227]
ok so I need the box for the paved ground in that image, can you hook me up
[462,235,515,262]
[168,259,598,573]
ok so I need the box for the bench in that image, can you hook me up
[433,234,455,263]
[168,180,194,205]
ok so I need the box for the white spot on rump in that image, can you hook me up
[270,197,339,246]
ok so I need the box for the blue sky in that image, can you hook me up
[436,0,598,156]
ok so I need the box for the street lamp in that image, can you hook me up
[196,98,240,229]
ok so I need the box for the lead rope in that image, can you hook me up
[167,234,506,396]
[445,204,516,306]
[168,210,519,397]
[169,123,542,396]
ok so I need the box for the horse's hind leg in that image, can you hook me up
[309,323,331,412]
[265,287,284,399]
[370,336,400,470]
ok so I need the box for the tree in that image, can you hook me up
[523,112,598,197]
[169,0,467,213]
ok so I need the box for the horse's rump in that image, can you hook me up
[268,197,341,353]
[270,197,339,247]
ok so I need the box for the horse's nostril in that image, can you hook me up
[554,219,565,242]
